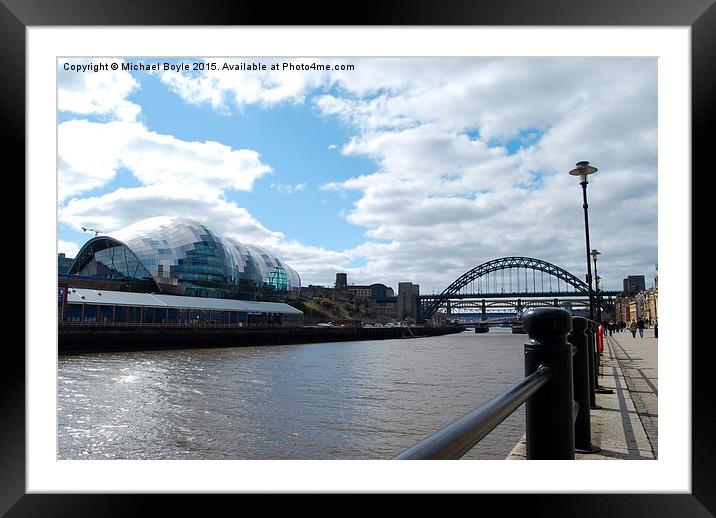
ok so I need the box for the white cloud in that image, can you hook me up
[58,183,357,285]
[308,59,658,291]
[58,120,271,200]
[58,59,271,202]
[270,182,306,194]
[60,184,280,243]
[267,240,352,286]
[159,58,336,111]
[58,58,141,121]
[56,59,347,285]
[59,57,658,293]
[58,240,80,257]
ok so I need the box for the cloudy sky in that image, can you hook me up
[57,57,658,294]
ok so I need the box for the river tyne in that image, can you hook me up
[58,329,526,460]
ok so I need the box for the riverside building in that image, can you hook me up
[58,216,303,326]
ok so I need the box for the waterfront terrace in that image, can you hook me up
[59,288,303,327]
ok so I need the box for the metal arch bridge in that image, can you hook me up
[419,256,620,322]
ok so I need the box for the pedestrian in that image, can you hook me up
[637,318,645,338]
[608,320,615,336]
[629,319,638,338]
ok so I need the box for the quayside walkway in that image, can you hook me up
[507,328,658,460]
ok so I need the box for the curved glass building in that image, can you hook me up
[68,216,301,301]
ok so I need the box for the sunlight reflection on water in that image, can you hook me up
[58,330,526,460]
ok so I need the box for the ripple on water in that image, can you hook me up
[58,332,527,460]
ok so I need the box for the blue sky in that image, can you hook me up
[133,72,373,250]
[59,65,372,251]
[57,57,658,292]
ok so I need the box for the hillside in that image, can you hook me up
[288,298,394,325]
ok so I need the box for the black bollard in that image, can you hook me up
[523,307,575,460]
[586,322,599,408]
[569,316,600,454]
[592,322,614,395]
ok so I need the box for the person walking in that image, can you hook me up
[608,320,615,336]
[629,319,638,338]
[637,317,645,338]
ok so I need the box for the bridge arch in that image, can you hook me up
[422,257,589,320]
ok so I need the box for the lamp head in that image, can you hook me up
[569,161,598,183]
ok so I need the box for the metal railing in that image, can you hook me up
[394,365,553,459]
[393,307,600,460]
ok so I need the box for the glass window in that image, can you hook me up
[99,305,113,322]
[145,307,166,324]
[71,220,302,303]
[65,304,82,322]
[126,306,141,324]
[114,306,127,323]
[71,238,155,283]
[82,305,98,322]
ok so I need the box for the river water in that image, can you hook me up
[58,329,527,460]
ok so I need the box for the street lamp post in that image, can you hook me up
[591,249,602,322]
[569,161,598,323]
[569,161,613,398]
[595,275,601,320]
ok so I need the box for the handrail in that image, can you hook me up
[393,365,552,459]
[394,307,594,460]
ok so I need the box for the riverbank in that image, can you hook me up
[58,324,463,354]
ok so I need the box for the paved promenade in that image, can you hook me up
[507,328,658,460]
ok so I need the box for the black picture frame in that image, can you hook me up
[5,0,706,511]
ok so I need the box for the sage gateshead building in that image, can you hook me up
[59,216,303,326]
